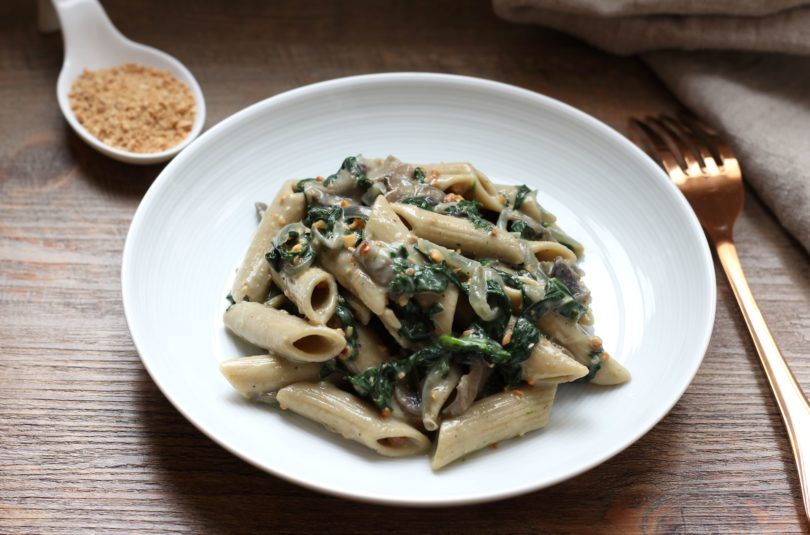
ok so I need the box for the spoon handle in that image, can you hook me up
[50,0,122,60]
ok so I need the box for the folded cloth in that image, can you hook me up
[494,0,810,253]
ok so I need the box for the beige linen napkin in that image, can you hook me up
[494,0,810,253]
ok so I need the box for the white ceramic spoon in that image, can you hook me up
[50,0,206,164]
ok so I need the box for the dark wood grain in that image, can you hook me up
[2,0,809,532]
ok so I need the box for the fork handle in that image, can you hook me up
[716,239,810,519]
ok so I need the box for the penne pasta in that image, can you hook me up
[219,354,320,402]
[220,155,630,469]
[277,381,431,457]
[345,324,393,374]
[318,247,387,316]
[224,302,346,362]
[365,196,411,243]
[522,337,588,384]
[422,364,462,431]
[231,181,305,303]
[391,202,523,264]
[270,265,338,324]
[537,312,630,385]
[432,384,557,470]
[418,162,504,212]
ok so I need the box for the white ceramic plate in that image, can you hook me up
[122,73,715,506]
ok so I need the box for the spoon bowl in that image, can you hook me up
[52,0,206,164]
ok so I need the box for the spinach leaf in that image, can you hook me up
[438,328,510,364]
[439,200,493,231]
[319,358,340,380]
[387,247,463,298]
[478,279,512,341]
[509,219,539,240]
[347,366,400,410]
[495,269,522,289]
[522,278,586,322]
[400,196,434,211]
[334,297,359,361]
[304,205,343,236]
[506,317,540,362]
[265,228,316,272]
[393,301,443,342]
[346,342,446,410]
[389,262,451,297]
[413,167,426,182]
[294,178,316,193]
[575,351,604,383]
[513,184,531,209]
[331,156,371,191]
[346,323,536,411]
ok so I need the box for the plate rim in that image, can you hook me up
[121,72,716,506]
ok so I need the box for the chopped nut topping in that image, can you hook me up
[343,234,358,248]
[429,249,444,263]
[68,63,195,154]
[502,331,513,346]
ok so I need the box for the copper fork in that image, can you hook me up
[630,114,810,521]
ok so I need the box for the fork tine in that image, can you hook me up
[661,115,721,176]
[628,118,687,184]
[677,111,736,164]
[647,115,703,177]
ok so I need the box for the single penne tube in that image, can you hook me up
[345,324,393,374]
[495,183,556,225]
[318,248,387,316]
[392,203,523,264]
[522,337,588,384]
[432,384,557,470]
[537,312,630,385]
[223,302,346,362]
[365,195,411,243]
[276,381,431,457]
[270,265,338,324]
[219,354,320,402]
[418,162,475,192]
[422,364,462,431]
[231,181,305,303]
[526,240,577,263]
[589,356,631,385]
[470,166,507,212]
[418,163,504,212]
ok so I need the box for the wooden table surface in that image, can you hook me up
[2,0,810,532]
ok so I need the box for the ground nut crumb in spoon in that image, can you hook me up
[68,63,196,154]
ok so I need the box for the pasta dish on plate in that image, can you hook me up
[220,155,630,469]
